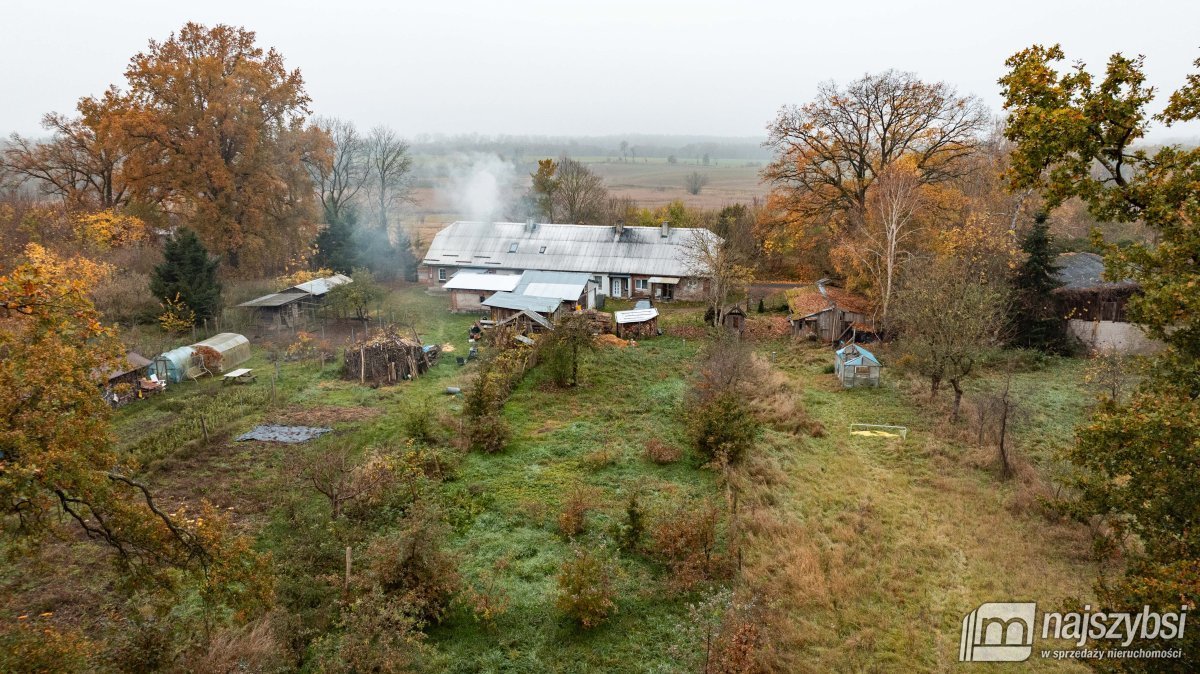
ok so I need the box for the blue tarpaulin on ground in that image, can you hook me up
[235,425,332,443]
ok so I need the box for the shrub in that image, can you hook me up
[686,391,758,465]
[583,445,620,470]
[458,570,511,626]
[314,589,428,674]
[0,619,93,674]
[555,545,618,629]
[467,413,510,454]
[557,486,599,538]
[644,438,682,464]
[363,501,461,623]
[620,490,646,552]
[650,499,724,592]
[192,617,289,674]
[91,271,158,324]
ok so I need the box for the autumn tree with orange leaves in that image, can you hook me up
[0,245,271,616]
[762,70,992,288]
[116,23,328,274]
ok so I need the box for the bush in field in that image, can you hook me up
[555,545,618,629]
[467,413,510,454]
[620,490,647,552]
[364,501,461,623]
[687,391,758,466]
[0,619,93,674]
[672,589,767,674]
[91,271,159,324]
[644,438,682,464]
[650,499,724,592]
[686,335,760,466]
[540,313,596,387]
[557,486,599,538]
[314,588,428,674]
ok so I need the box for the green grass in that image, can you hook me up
[94,293,1102,672]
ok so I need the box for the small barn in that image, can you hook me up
[511,270,597,311]
[237,273,353,329]
[442,271,520,312]
[834,344,882,388]
[613,307,659,338]
[787,283,874,343]
[100,352,152,388]
[723,305,746,334]
[1052,252,1161,354]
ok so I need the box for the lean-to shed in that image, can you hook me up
[834,344,882,388]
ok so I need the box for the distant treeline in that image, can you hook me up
[408,133,774,161]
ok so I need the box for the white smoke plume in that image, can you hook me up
[440,153,519,223]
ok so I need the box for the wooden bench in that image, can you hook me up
[222,368,256,385]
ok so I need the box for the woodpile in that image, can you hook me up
[342,327,439,385]
[580,310,613,334]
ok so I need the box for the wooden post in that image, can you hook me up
[360,346,365,384]
[275,360,280,381]
[271,376,276,406]
[388,361,396,383]
[199,414,209,443]
[345,546,352,591]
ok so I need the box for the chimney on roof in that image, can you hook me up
[660,220,670,238]
[526,217,536,232]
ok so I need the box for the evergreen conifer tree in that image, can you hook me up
[314,208,359,274]
[1010,212,1065,351]
[150,228,222,323]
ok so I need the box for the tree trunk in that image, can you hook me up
[950,379,964,422]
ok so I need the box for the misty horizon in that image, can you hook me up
[4,0,1200,142]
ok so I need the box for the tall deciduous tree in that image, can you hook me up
[1002,46,1200,663]
[553,159,609,225]
[2,89,133,210]
[365,125,413,234]
[529,158,559,222]
[307,117,368,225]
[120,23,327,273]
[151,228,222,323]
[685,228,752,327]
[764,70,989,228]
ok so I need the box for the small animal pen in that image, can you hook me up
[343,328,440,385]
[834,343,882,388]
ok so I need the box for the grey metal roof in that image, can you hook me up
[442,272,521,292]
[1054,252,1136,290]
[836,344,881,366]
[422,221,720,277]
[482,292,562,314]
[293,273,352,296]
[237,292,306,308]
[513,270,593,301]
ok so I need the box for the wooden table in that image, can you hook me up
[222,368,256,385]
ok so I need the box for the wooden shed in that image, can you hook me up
[613,307,659,339]
[834,344,882,388]
[787,283,874,343]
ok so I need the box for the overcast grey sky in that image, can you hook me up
[4,0,1199,140]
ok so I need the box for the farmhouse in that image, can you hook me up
[237,273,352,329]
[786,282,874,344]
[420,220,719,301]
[1053,252,1161,354]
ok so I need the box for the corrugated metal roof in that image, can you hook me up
[497,309,555,331]
[1053,252,1135,290]
[514,270,593,302]
[422,221,721,277]
[237,291,306,308]
[442,273,521,292]
[482,292,562,314]
[614,308,659,324]
[293,273,352,296]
